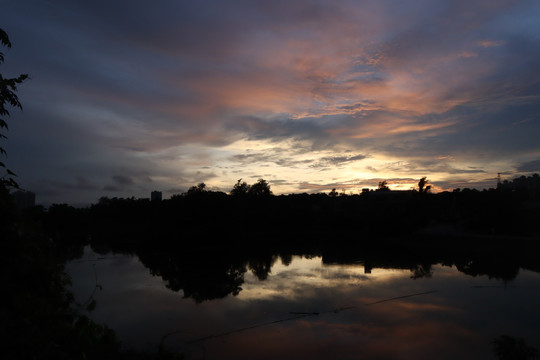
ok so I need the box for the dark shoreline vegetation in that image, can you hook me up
[50,175,540,304]
[69,174,540,250]
[4,176,540,358]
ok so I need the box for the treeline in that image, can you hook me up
[10,174,540,258]
[23,175,537,256]
[9,194,540,308]
[497,173,540,198]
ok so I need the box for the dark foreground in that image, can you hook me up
[2,188,540,359]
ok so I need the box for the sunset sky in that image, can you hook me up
[2,0,540,205]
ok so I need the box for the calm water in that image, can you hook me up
[66,246,540,359]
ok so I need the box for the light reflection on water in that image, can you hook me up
[66,247,540,360]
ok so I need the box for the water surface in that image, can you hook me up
[66,246,540,359]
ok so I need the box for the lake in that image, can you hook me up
[66,245,540,359]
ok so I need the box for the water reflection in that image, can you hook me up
[130,243,540,303]
[140,250,247,302]
[66,244,540,360]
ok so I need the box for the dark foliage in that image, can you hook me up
[1,202,120,360]
[492,335,539,360]
[64,176,540,302]
[90,177,540,248]
[0,28,28,190]
[498,173,540,200]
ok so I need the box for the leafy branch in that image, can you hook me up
[0,28,28,190]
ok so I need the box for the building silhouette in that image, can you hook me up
[151,191,162,202]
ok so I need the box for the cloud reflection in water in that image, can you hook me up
[66,248,540,360]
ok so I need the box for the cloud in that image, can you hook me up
[103,185,121,192]
[229,148,367,170]
[477,39,505,48]
[112,175,134,186]
[516,159,540,173]
[39,177,99,192]
[434,177,499,191]
[30,177,100,205]
[395,159,487,175]
[102,175,136,192]
[310,154,367,168]
[3,0,540,204]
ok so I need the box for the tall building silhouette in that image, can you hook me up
[151,191,162,202]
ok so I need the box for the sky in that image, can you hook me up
[2,0,540,205]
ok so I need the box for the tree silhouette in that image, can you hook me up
[329,188,338,197]
[248,254,276,280]
[418,177,431,193]
[377,180,390,192]
[230,178,249,196]
[186,182,207,195]
[497,173,540,199]
[0,28,28,190]
[248,178,272,196]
